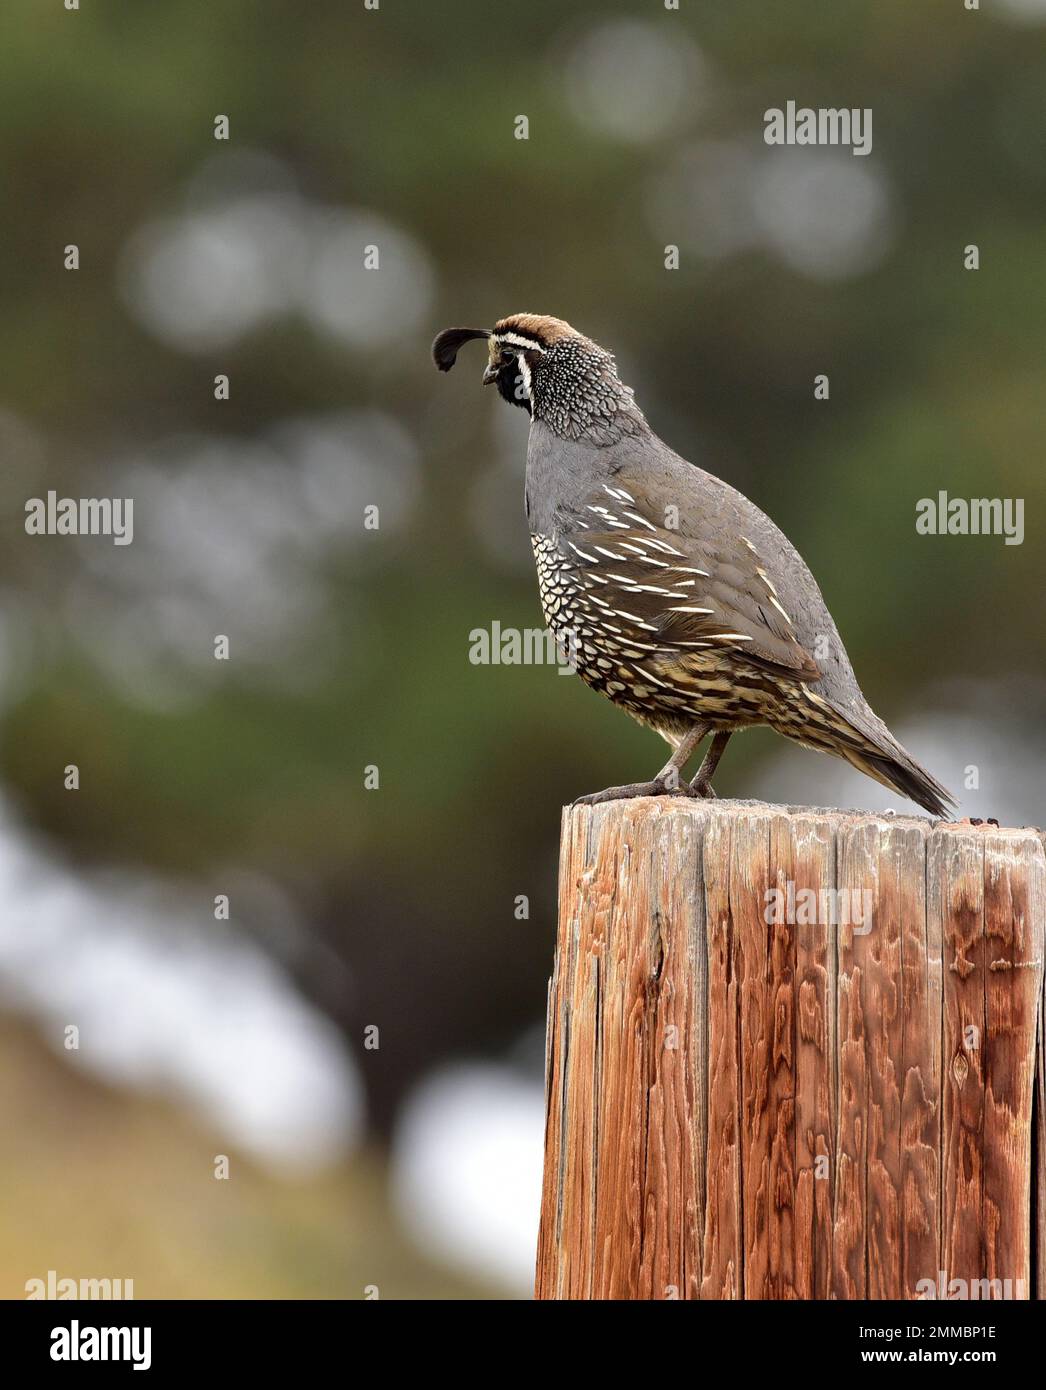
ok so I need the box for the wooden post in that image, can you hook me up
[535,799,1045,1301]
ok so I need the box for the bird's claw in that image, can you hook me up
[573,777,703,807]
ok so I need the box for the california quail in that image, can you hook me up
[433,314,955,816]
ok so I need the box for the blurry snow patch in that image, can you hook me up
[302,209,435,349]
[0,794,362,1175]
[121,195,305,351]
[66,411,418,705]
[648,142,896,279]
[121,154,434,353]
[392,1062,544,1295]
[562,18,708,144]
[752,152,895,280]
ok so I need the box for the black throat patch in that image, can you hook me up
[495,356,532,414]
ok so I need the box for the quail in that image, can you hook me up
[433,314,954,816]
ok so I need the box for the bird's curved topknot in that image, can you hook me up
[431,326,490,372]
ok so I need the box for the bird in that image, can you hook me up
[432,313,955,817]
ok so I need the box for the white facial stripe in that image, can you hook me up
[496,332,546,354]
[517,353,532,399]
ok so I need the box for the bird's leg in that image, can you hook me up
[654,721,710,790]
[688,731,732,799]
[573,723,709,807]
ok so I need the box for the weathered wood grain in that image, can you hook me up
[535,799,1045,1301]
[935,826,986,1297]
[697,810,742,1299]
[832,819,872,1299]
[899,822,942,1301]
[790,813,835,1299]
[981,831,1043,1299]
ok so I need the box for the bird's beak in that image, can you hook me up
[482,364,499,386]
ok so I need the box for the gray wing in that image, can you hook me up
[562,474,822,682]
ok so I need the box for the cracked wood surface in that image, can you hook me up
[534,799,1044,1300]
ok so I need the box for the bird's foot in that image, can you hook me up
[573,776,700,807]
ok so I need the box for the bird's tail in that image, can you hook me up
[776,689,956,819]
[837,741,956,819]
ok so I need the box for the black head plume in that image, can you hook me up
[431,326,490,372]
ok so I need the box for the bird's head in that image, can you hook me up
[431,314,641,440]
[432,314,574,414]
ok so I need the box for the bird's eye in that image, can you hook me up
[499,349,514,365]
